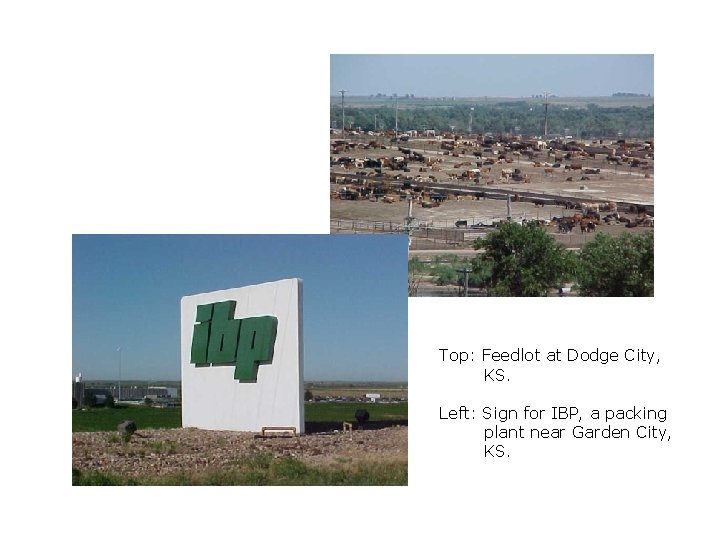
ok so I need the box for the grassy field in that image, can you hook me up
[73,405,181,432]
[305,402,407,423]
[72,402,408,432]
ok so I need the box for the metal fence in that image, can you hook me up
[332,217,632,251]
[330,219,405,233]
[331,219,491,246]
[413,286,487,297]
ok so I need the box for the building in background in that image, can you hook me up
[72,373,85,406]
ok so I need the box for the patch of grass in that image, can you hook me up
[71,457,408,486]
[72,469,126,486]
[144,440,177,455]
[72,405,181,432]
[304,402,407,423]
[73,402,408,432]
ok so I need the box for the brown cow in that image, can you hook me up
[580,219,597,233]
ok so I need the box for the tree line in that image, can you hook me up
[332,102,654,139]
[409,224,653,297]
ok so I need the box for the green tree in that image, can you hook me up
[144,397,154,407]
[469,257,494,290]
[473,222,572,296]
[576,232,653,296]
[304,389,314,401]
[105,395,115,408]
[330,102,653,138]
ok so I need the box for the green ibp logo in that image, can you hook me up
[190,301,278,382]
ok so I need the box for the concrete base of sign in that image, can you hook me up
[181,278,304,433]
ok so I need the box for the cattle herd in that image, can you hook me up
[331,131,653,235]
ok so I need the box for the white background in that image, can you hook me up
[3,1,718,538]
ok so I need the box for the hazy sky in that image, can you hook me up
[331,54,653,97]
[72,235,408,382]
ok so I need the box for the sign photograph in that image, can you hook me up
[72,234,408,486]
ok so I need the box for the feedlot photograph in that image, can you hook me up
[330,55,654,297]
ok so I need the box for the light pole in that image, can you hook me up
[469,107,474,135]
[117,346,122,402]
[395,94,399,139]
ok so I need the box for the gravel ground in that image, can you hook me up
[72,426,407,479]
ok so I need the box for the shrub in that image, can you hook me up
[83,392,97,408]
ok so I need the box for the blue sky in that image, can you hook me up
[331,54,653,97]
[72,235,408,382]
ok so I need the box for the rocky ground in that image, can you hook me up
[72,426,407,480]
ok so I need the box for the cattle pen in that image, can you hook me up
[330,131,653,296]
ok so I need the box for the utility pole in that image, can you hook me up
[457,268,471,297]
[405,196,414,248]
[469,107,474,135]
[543,92,549,140]
[395,94,398,139]
[339,89,346,136]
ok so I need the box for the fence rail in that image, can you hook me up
[413,286,487,297]
[330,219,494,245]
[330,219,405,233]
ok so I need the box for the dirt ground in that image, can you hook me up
[72,426,407,479]
[332,197,590,228]
[331,136,653,238]
[331,137,653,204]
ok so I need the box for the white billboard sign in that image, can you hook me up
[181,278,304,433]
